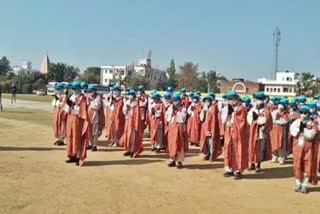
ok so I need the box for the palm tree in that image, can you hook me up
[296,72,317,96]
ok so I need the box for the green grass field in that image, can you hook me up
[1,93,53,103]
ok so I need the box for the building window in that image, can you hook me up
[120,70,124,75]
[283,88,288,93]
[266,88,269,92]
[105,70,108,74]
[274,88,277,92]
[109,70,113,74]
[277,88,280,92]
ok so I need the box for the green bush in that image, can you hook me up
[21,83,32,94]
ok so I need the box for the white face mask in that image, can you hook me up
[310,109,315,113]
[278,104,284,111]
[113,91,120,98]
[128,95,134,100]
[192,99,197,103]
[256,100,263,106]
[205,101,211,107]
[137,91,142,97]
[173,101,179,106]
[300,114,306,120]
[229,100,237,106]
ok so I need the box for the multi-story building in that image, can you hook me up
[100,58,168,88]
[100,65,135,86]
[12,61,33,75]
[258,71,299,96]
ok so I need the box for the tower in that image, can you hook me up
[273,27,281,79]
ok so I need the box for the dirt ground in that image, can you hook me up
[0,107,320,214]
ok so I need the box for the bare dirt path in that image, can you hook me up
[0,104,319,214]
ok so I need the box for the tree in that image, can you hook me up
[0,56,11,76]
[124,74,149,89]
[296,72,317,96]
[177,62,199,90]
[197,72,208,92]
[48,63,80,82]
[82,67,101,84]
[166,59,178,89]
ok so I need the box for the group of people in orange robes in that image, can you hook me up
[52,83,320,193]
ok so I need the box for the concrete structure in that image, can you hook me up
[40,54,50,75]
[12,61,33,75]
[220,79,263,95]
[258,71,299,96]
[100,57,168,88]
[22,61,32,70]
[100,65,135,86]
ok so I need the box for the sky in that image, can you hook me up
[1,0,320,80]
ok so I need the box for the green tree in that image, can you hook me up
[0,56,11,76]
[167,59,178,89]
[177,62,199,90]
[296,72,317,96]
[82,67,101,84]
[48,63,80,82]
[124,74,149,89]
[197,72,208,92]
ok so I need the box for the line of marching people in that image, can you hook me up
[52,82,320,193]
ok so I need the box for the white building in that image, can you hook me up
[100,65,135,86]
[11,61,33,75]
[100,58,167,88]
[258,71,299,96]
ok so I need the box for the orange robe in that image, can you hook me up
[292,121,319,185]
[87,95,105,141]
[248,107,272,163]
[139,94,149,131]
[200,103,222,160]
[166,106,188,160]
[270,110,290,154]
[107,96,125,144]
[122,99,143,157]
[187,102,202,144]
[66,94,89,161]
[149,102,165,146]
[53,95,68,140]
[223,105,248,172]
[181,95,190,108]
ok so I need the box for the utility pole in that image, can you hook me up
[273,27,281,79]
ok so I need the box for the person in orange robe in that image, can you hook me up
[86,84,104,152]
[149,92,165,153]
[270,98,290,165]
[165,93,188,169]
[219,94,228,147]
[247,92,272,173]
[52,83,68,146]
[290,105,319,194]
[199,95,221,162]
[187,94,202,146]
[316,103,320,173]
[222,91,248,180]
[180,88,190,108]
[137,85,148,132]
[65,81,89,166]
[162,92,172,152]
[122,89,144,158]
[106,85,125,147]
